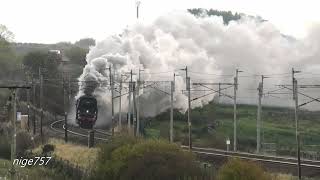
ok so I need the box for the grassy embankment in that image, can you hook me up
[0,138,98,179]
[0,158,64,180]
[145,103,320,154]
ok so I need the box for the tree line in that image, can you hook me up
[0,24,95,115]
[188,8,266,24]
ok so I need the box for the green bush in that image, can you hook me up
[217,158,271,180]
[92,135,201,180]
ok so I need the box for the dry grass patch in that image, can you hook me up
[270,174,295,180]
[35,138,98,169]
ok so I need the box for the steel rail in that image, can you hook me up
[50,120,109,141]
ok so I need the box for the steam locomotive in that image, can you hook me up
[76,95,98,129]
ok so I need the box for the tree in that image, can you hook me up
[0,42,16,74]
[0,24,15,54]
[22,50,63,113]
[64,46,88,65]
[0,24,19,80]
[23,51,45,69]
[0,25,18,107]
[23,50,59,77]
[188,8,242,24]
[75,38,95,49]
[0,24,14,42]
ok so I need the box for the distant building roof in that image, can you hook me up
[49,50,61,55]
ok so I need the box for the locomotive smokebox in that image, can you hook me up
[76,95,98,129]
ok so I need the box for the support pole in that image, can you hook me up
[187,77,192,149]
[181,66,192,149]
[63,76,68,142]
[128,81,131,132]
[292,68,295,100]
[27,104,30,131]
[132,82,137,136]
[233,76,237,152]
[297,132,301,180]
[40,110,43,143]
[109,65,114,136]
[170,81,174,143]
[32,77,36,135]
[68,75,71,104]
[10,89,16,179]
[136,69,142,136]
[27,73,30,131]
[136,1,141,19]
[64,112,68,142]
[294,79,301,180]
[257,82,262,153]
[233,69,242,152]
[39,68,43,140]
[291,67,302,180]
[119,75,122,130]
[128,70,133,133]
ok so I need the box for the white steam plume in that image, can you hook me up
[76,11,320,127]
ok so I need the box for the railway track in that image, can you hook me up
[182,146,320,177]
[50,119,110,141]
[49,119,320,177]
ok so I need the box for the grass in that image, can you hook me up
[271,174,296,180]
[0,158,65,180]
[34,138,98,169]
[0,138,98,179]
[145,103,320,154]
[270,173,320,180]
[0,159,10,176]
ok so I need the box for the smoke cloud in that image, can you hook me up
[76,11,320,127]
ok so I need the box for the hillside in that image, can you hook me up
[12,42,74,56]
[144,102,320,156]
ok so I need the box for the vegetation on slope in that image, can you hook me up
[91,135,201,180]
[188,8,266,24]
[0,158,66,180]
[34,138,98,169]
[217,158,271,180]
[144,102,320,155]
[188,8,241,24]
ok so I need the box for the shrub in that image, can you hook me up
[0,136,10,159]
[92,135,201,180]
[0,130,35,159]
[217,158,271,180]
[42,144,55,155]
[16,130,33,156]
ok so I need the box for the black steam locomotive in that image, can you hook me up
[76,95,98,129]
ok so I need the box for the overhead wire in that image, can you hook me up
[188,71,233,77]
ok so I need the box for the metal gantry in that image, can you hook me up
[257,75,270,154]
[141,80,174,140]
[260,68,320,179]
[7,66,320,179]
[190,82,236,150]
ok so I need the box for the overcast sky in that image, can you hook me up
[1,0,319,44]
